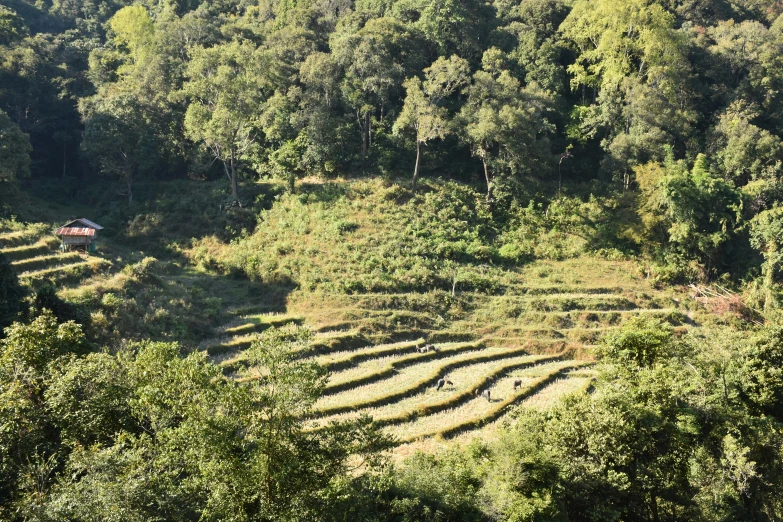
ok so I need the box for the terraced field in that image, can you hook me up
[2,221,691,453]
[2,222,693,453]
[0,225,111,286]
[200,257,695,453]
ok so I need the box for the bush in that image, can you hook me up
[122,257,161,285]
[498,243,531,264]
[599,316,675,368]
[33,284,90,327]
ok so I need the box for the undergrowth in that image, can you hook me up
[189,179,625,294]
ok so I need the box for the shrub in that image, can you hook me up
[599,316,675,368]
[498,243,531,263]
[122,257,161,285]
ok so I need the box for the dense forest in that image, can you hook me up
[4,0,783,519]
[1,0,783,284]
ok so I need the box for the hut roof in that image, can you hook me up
[55,227,96,237]
[62,218,103,230]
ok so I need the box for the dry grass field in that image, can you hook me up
[3,218,692,456]
[195,255,690,455]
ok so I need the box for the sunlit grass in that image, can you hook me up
[382,361,577,441]
[314,346,524,410]
[518,376,594,410]
[314,352,550,427]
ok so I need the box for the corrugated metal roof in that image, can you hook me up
[62,218,103,230]
[55,227,96,237]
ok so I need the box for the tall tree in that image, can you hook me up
[393,55,469,189]
[0,253,25,333]
[561,0,692,184]
[0,6,27,47]
[183,41,270,201]
[750,206,783,310]
[0,110,31,181]
[459,50,553,203]
[80,92,150,204]
[332,16,410,160]
[659,153,741,273]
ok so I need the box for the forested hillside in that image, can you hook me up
[4,0,783,520]
[2,0,783,283]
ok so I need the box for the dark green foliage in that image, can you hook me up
[738,326,783,420]
[0,322,392,519]
[600,316,675,367]
[0,252,25,333]
[33,283,90,326]
[389,450,484,520]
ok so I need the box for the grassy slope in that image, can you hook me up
[4,178,704,453]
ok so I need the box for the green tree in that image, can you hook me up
[108,5,156,69]
[0,253,25,332]
[80,92,150,204]
[750,206,783,310]
[0,6,27,46]
[709,101,783,184]
[561,0,686,95]
[0,110,31,181]
[332,16,409,160]
[660,154,741,273]
[738,326,783,420]
[0,311,85,513]
[561,0,692,185]
[600,315,676,368]
[413,0,491,62]
[0,324,390,519]
[459,50,553,203]
[184,41,271,201]
[393,55,470,189]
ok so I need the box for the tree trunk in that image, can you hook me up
[230,151,239,201]
[126,174,133,205]
[558,157,564,197]
[650,492,660,522]
[361,111,370,158]
[482,157,493,204]
[412,140,422,190]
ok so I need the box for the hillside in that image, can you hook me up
[2,178,782,520]
[2,179,699,454]
[4,0,783,516]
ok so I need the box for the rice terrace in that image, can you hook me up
[203,256,688,454]
[1,190,695,459]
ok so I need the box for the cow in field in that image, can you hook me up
[436,378,454,391]
[513,379,523,390]
[418,344,438,354]
[483,389,491,402]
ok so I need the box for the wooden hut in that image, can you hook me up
[55,218,103,252]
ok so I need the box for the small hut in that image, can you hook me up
[55,218,103,253]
